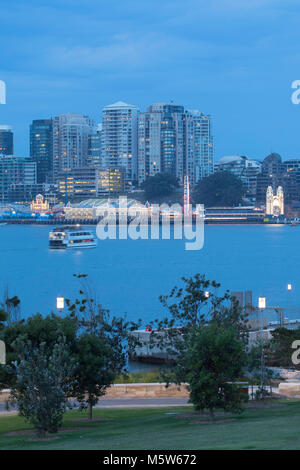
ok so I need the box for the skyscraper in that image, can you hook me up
[189,111,214,182]
[0,125,13,155]
[138,102,185,185]
[101,101,139,186]
[88,124,102,167]
[30,119,53,183]
[52,113,94,180]
[137,103,213,186]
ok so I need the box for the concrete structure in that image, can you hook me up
[278,381,300,397]
[102,102,139,187]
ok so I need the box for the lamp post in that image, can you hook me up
[258,296,266,398]
[286,283,293,324]
[205,291,210,321]
[56,296,64,316]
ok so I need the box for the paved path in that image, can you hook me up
[0,397,190,415]
[96,397,190,408]
[0,387,281,415]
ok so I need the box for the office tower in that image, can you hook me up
[30,119,53,183]
[53,113,94,180]
[190,111,214,182]
[0,155,37,202]
[88,124,102,167]
[0,125,13,155]
[101,101,139,186]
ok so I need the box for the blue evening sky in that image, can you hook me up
[0,0,300,160]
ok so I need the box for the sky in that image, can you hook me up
[1,0,300,160]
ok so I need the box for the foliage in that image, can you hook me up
[65,274,142,419]
[115,369,168,384]
[264,327,300,369]
[184,323,248,417]
[9,336,76,437]
[0,313,77,389]
[0,289,21,325]
[149,274,249,415]
[141,172,179,201]
[193,171,244,207]
[72,333,115,420]
[149,274,248,368]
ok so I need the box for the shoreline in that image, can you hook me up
[0,219,270,226]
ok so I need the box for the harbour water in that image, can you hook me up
[0,224,299,324]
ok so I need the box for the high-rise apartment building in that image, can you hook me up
[138,102,185,185]
[189,111,214,182]
[53,113,94,180]
[101,102,139,186]
[0,125,13,155]
[137,103,213,186]
[0,155,37,202]
[215,155,261,201]
[30,119,53,183]
[88,124,102,167]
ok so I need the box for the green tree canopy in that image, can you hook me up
[73,333,116,420]
[149,274,249,415]
[141,172,179,201]
[0,313,77,389]
[193,171,244,207]
[9,336,75,437]
[184,323,247,418]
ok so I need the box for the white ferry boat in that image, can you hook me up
[49,226,97,249]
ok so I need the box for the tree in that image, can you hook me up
[0,313,77,389]
[149,274,249,408]
[264,327,300,368]
[141,173,179,201]
[73,333,115,420]
[149,274,247,367]
[1,289,21,325]
[66,274,142,419]
[184,323,247,418]
[193,171,244,207]
[9,336,75,438]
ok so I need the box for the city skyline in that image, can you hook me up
[1,0,300,160]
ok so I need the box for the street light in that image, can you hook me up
[287,283,292,291]
[258,297,266,309]
[258,296,266,398]
[204,291,211,321]
[56,296,64,315]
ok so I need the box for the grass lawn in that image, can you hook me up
[1,401,300,450]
